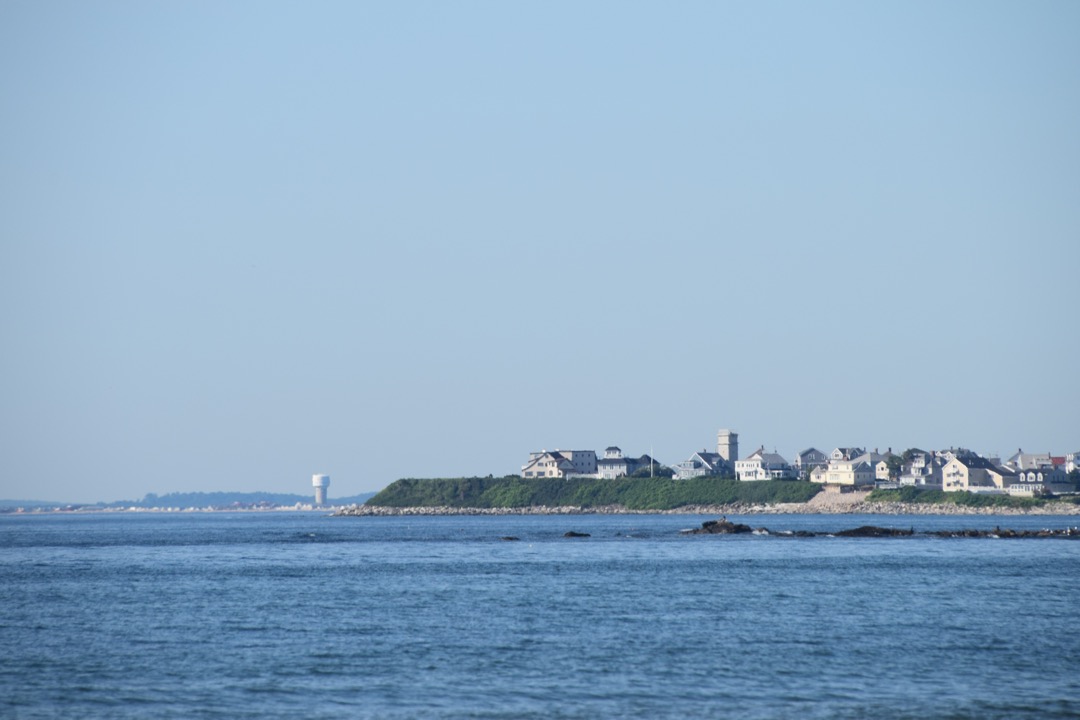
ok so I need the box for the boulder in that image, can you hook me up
[687,518,755,535]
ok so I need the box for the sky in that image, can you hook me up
[1,1,1078,503]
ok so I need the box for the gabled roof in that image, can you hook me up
[521,450,575,473]
[760,452,789,466]
[832,447,864,460]
[690,451,726,469]
[741,450,789,466]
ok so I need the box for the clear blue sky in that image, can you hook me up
[2,1,1077,503]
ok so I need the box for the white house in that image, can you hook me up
[597,447,661,479]
[597,447,630,479]
[673,451,732,480]
[735,448,795,481]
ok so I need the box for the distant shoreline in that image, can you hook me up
[5,498,1078,517]
[0,505,333,514]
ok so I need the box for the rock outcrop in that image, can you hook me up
[684,518,755,535]
[683,519,1078,539]
[835,525,915,537]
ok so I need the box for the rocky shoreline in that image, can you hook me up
[333,499,1080,517]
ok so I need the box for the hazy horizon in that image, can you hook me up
[3,2,1078,504]
[0,488,378,507]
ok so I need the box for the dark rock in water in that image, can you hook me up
[687,519,755,535]
[500,536,520,541]
[835,526,915,538]
[563,531,591,538]
[930,527,1080,539]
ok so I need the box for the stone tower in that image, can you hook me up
[717,429,739,466]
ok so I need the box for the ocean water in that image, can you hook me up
[1,512,1078,719]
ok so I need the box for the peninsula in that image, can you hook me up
[339,476,1080,516]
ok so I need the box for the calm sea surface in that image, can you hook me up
[1,512,1078,719]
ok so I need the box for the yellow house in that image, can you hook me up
[941,456,1011,492]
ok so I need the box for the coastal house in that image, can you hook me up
[735,448,795,481]
[1016,467,1067,485]
[597,447,631,479]
[1003,450,1055,472]
[866,451,896,481]
[830,447,865,462]
[824,459,875,487]
[673,451,732,480]
[820,450,888,487]
[1007,467,1071,497]
[597,447,661,479]
[794,448,828,478]
[899,452,944,489]
[521,449,598,479]
[941,456,1009,493]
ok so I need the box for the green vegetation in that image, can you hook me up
[866,487,1048,509]
[367,475,822,510]
[629,464,675,479]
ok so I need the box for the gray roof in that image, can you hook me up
[953,456,1002,471]
[686,451,726,469]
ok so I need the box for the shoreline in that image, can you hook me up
[334,500,1080,517]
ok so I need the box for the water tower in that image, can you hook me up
[312,474,330,506]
